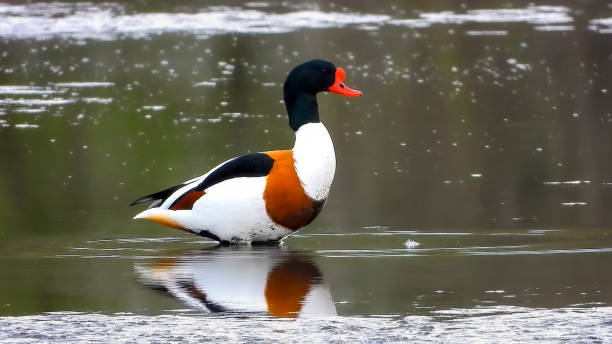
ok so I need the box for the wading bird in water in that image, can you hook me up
[131,59,361,244]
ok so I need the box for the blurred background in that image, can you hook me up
[1,0,612,317]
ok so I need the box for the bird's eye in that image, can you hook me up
[321,68,327,73]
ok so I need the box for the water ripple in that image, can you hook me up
[0,3,588,41]
[1,307,609,343]
[0,3,389,40]
[390,6,572,27]
[0,86,64,95]
[589,17,612,33]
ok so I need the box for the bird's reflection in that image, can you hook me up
[135,246,336,318]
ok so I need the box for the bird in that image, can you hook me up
[130,59,361,244]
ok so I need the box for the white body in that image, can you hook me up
[135,122,336,243]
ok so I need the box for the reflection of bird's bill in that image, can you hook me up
[136,247,336,318]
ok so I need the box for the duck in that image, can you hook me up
[130,59,361,244]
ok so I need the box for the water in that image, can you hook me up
[2,307,612,343]
[1,0,612,342]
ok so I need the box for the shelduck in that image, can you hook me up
[131,59,361,244]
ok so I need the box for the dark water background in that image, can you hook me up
[1,1,612,342]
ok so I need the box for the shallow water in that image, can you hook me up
[2,307,612,343]
[1,0,612,342]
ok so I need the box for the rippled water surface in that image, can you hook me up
[1,0,612,342]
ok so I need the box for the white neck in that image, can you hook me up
[292,122,336,201]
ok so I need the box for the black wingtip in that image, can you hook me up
[129,196,154,207]
[129,183,185,208]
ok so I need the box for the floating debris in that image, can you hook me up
[405,239,421,248]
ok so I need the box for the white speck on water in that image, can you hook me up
[506,58,531,71]
[535,147,543,152]
[220,112,263,119]
[389,6,573,28]
[589,17,612,34]
[14,123,39,129]
[220,101,228,106]
[465,30,508,36]
[561,202,588,206]
[0,98,74,106]
[55,82,114,88]
[534,25,575,31]
[194,81,217,87]
[142,105,166,111]
[405,239,420,248]
[355,131,362,135]
[572,112,579,118]
[470,173,482,178]
[0,85,63,95]
[485,290,506,294]
[82,97,113,104]
[14,107,47,113]
[245,2,271,8]
[543,180,590,186]
[435,290,445,294]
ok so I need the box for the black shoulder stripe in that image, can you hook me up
[195,152,274,191]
